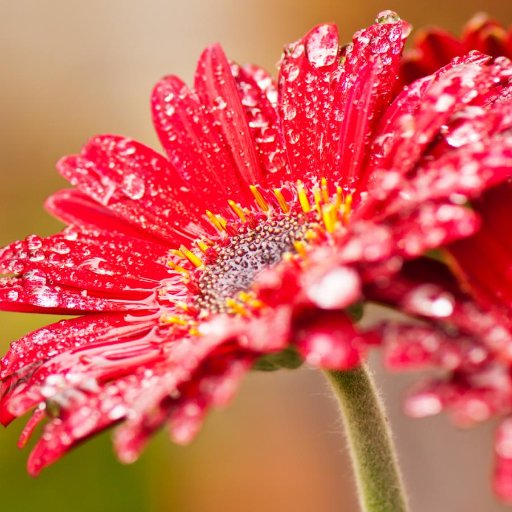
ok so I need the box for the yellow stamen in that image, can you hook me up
[249,298,264,309]
[238,291,251,303]
[167,260,189,276]
[206,210,226,232]
[335,186,343,209]
[250,185,269,212]
[296,181,311,213]
[321,177,330,203]
[305,228,317,242]
[161,314,189,326]
[283,252,294,262]
[176,301,190,312]
[197,240,210,253]
[273,188,290,213]
[322,204,337,233]
[179,245,203,268]
[225,298,248,316]
[293,240,307,259]
[217,215,227,230]
[170,249,185,259]
[313,187,322,214]
[344,193,353,223]
[238,291,264,309]
[228,200,247,223]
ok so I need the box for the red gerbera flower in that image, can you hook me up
[401,12,512,84]
[1,11,512,487]
[391,12,512,501]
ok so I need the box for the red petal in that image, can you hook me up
[415,29,464,68]
[387,202,480,259]
[294,311,365,370]
[450,183,512,310]
[462,14,510,57]
[381,56,494,178]
[278,23,342,184]
[232,64,289,187]
[151,75,254,211]
[372,134,512,215]
[363,52,491,198]
[58,136,210,244]
[24,330,243,474]
[0,228,171,297]
[0,277,139,314]
[476,26,512,59]
[194,45,263,186]
[0,313,155,380]
[400,28,464,84]
[46,189,164,242]
[379,322,489,371]
[334,17,410,190]
[168,355,252,445]
[365,258,512,359]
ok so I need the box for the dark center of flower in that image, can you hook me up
[163,179,352,321]
[196,216,310,312]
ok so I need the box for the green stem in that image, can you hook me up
[325,365,409,512]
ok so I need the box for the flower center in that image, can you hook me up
[196,216,310,312]
[162,179,353,321]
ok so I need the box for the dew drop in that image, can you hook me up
[287,130,300,144]
[122,174,146,200]
[434,94,456,112]
[286,65,300,82]
[26,235,43,251]
[306,25,338,68]
[283,104,297,120]
[52,241,71,255]
[290,43,305,58]
[213,96,227,110]
[376,10,401,24]
[108,404,128,420]
[24,269,47,285]
[306,267,361,309]
[7,290,19,301]
[405,285,455,318]
[31,286,59,308]
[119,144,136,156]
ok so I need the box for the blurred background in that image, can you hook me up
[1,1,512,511]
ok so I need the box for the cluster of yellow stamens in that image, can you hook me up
[161,178,353,325]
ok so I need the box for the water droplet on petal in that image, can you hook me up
[52,242,70,255]
[31,286,59,308]
[376,10,401,24]
[405,284,455,318]
[7,290,19,301]
[283,104,297,120]
[24,269,47,285]
[306,267,361,309]
[122,174,146,200]
[213,96,227,110]
[26,235,43,251]
[286,65,300,82]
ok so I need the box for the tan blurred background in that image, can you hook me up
[1,1,512,511]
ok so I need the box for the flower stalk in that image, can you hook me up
[325,365,409,512]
